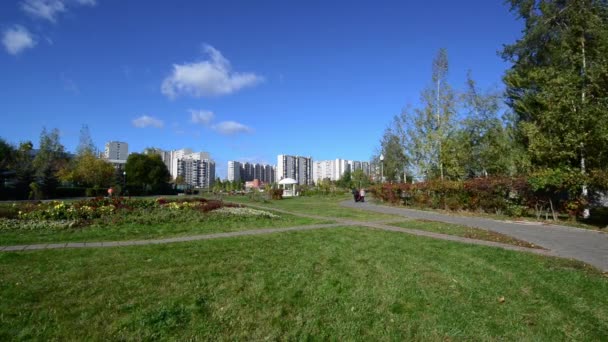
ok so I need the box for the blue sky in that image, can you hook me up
[0,0,522,178]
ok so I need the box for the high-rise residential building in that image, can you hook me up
[254,163,262,181]
[277,155,296,181]
[170,148,193,178]
[177,158,215,189]
[104,141,128,161]
[242,162,254,181]
[228,161,275,184]
[313,160,333,182]
[313,159,371,182]
[277,155,312,185]
[262,164,276,184]
[227,161,241,182]
[166,149,211,180]
[361,162,371,176]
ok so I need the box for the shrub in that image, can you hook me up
[371,171,603,221]
[269,189,283,200]
[85,188,105,197]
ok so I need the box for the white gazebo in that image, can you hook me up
[278,178,298,197]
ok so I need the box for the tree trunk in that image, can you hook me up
[581,36,590,219]
[437,77,444,181]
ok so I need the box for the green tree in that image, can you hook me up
[0,138,14,172]
[125,153,171,192]
[316,178,333,194]
[502,0,608,170]
[0,138,15,198]
[212,178,224,192]
[351,169,370,189]
[457,73,524,177]
[174,175,185,186]
[336,170,352,188]
[77,124,96,155]
[378,127,407,182]
[59,150,115,188]
[33,128,66,198]
[13,141,35,199]
[408,48,457,180]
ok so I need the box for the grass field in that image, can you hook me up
[1,195,606,340]
[220,194,407,221]
[1,227,606,340]
[221,195,540,248]
[0,211,324,245]
[387,219,541,249]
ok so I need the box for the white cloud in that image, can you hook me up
[75,0,96,5]
[190,109,214,125]
[2,26,36,55]
[161,44,263,99]
[20,0,96,22]
[132,115,164,128]
[21,0,66,22]
[212,121,253,135]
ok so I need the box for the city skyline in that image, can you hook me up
[104,139,374,181]
[0,1,523,178]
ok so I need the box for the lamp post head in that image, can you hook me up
[380,154,384,161]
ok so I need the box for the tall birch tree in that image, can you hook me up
[409,48,457,180]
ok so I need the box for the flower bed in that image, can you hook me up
[0,197,279,232]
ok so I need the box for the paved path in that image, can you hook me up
[0,223,345,252]
[342,200,608,271]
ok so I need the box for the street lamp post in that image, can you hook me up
[379,153,384,183]
[123,171,126,190]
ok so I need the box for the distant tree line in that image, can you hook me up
[0,126,173,200]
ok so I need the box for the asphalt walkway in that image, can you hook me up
[342,200,608,271]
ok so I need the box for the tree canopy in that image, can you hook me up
[502,0,608,170]
[125,153,171,190]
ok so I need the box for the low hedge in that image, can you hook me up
[371,169,608,221]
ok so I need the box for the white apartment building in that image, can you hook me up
[170,148,192,178]
[104,141,128,161]
[313,160,333,182]
[277,155,312,185]
[169,149,210,180]
[227,161,241,182]
[177,159,215,189]
[312,159,371,182]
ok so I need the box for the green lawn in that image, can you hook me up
[221,194,408,221]
[1,227,606,340]
[0,210,326,245]
[219,195,540,248]
[387,219,541,249]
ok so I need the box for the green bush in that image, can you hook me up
[85,188,106,197]
[371,170,605,221]
[269,189,283,200]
